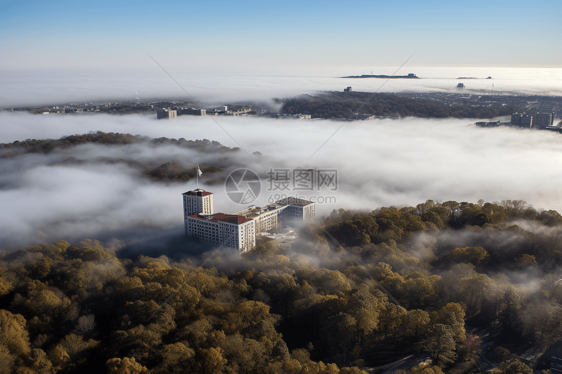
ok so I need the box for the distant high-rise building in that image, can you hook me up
[533,112,554,129]
[157,108,177,119]
[511,112,523,126]
[520,115,533,128]
[181,108,206,116]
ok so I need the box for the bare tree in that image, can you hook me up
[75,314,96,334]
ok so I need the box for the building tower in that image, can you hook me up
[533,112,554,129]
[183,189,214,233]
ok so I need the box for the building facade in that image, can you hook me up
[235,204,285,234]
[185,213,256,253]
[177,108,207,116]
[157,108,177,119]
[533,112,554,129]
[276,198,316,221]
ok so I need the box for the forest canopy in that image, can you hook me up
[0,199,560,373]
[279,92,518,119]
[0,132,234,184]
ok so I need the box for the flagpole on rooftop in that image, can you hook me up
[196,162,203,189]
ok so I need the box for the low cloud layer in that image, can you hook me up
[3,111,562,249]
[1,66,561,109]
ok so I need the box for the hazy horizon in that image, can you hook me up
[1,65,561,109]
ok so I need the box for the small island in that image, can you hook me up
[342,73,419,79]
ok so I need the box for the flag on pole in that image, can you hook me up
[197,165,203,177]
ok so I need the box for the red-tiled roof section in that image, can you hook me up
[188,213,252,225]
[183,189,213,197]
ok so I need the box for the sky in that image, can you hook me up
[0,0,561,69]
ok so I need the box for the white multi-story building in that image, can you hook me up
[235,204,285,234]
[234,199,315,234]
[182,189,213,217]
[182,189,315,252]
[186,213,256,253]
[276,198,316,221]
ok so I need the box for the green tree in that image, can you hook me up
[422,324,457,366]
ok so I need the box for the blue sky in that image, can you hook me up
[0,0,561,68]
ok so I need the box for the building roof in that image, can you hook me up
[183,189,213,197]
[277,197,315,207]
[235,204,285,218]
[188,213,252,225]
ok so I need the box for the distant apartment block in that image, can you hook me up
[533,112,555,129]
[274,114,312,119]
[182,189,315,252]
[511,112,554,129]
[226,107,252,116]
[186,108,206,116]
[157,108,177,119]
[177,108,206,116]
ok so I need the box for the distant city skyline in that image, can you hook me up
[0,0,561,69]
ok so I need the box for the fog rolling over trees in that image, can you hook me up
[4,113,562,250]
[2,112,562,372]
[0,199,561,373]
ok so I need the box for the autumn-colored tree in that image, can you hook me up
[106,357,149,374]
[199,347,227,374]
[422,324,457,366]
[490,358,533,374]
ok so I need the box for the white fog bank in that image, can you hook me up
[1,66,561,109]
[2,111,562,247]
